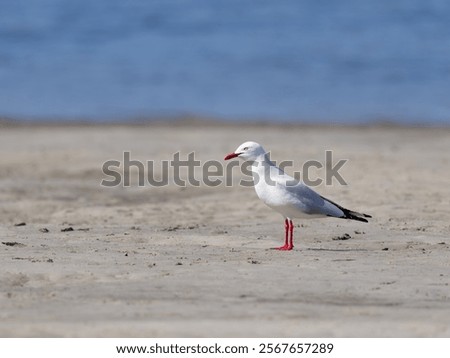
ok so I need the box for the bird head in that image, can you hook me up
[224,141,266,161]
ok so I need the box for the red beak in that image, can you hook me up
[224,152,239,160]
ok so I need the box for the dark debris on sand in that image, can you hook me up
[332,233,352,241]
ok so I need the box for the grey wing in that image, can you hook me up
[283,181,345,217]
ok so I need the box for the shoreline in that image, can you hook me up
[1,116,449,129]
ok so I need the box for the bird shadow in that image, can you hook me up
[306,247,369,252]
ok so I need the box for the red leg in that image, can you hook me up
[273,218,291,250]
[288,219,294,250]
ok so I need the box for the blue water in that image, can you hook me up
[1,0,450,124]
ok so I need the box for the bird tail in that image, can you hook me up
[321,195,372,223]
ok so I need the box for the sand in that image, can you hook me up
[0,122,449,337]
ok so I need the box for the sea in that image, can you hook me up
[1,0,450,125]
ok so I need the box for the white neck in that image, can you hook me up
[250,154,279,182]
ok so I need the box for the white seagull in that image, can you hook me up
[224,141,371,251]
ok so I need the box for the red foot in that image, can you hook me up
[271,218,295,251]
[272,245,293,251]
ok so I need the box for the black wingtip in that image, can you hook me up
[343,214,369,223]
[328,213,370,223]
[342,209,371,223]
[320,195,371,223]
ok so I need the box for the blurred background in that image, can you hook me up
[1,0,449,125]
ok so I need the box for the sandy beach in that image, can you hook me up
[0,121,449,337]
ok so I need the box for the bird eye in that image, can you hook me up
[243,147,249,150]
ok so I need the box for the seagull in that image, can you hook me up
[224,141,371,251]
